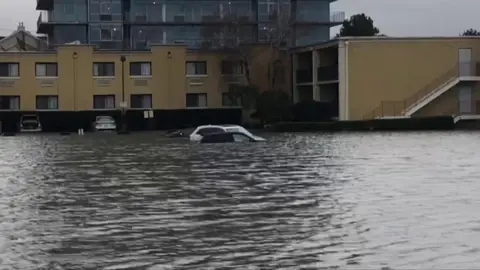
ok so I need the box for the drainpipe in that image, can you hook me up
[345,41,349,120]
[72,52,78,111]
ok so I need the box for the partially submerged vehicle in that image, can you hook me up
[19,114,42,133]
[92,116,116,131]
[189,125,265,142]
[200,131,264,144]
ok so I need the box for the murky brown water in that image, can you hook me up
[0,131,480,269]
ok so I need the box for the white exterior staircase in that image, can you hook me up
[403,77,460,116]
[366,64,480,120]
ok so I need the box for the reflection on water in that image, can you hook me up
[0,132,480,269]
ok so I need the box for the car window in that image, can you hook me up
[198,127,224,136]
[22,116,38,122]
[97,116,113,122]
[233,133,251,142]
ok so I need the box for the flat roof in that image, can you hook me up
[290,35,480,53]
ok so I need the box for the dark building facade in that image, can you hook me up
[37,0,343,49]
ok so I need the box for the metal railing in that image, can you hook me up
[330,11,346,23]
[363,62,480,119]
[293,11,345,24]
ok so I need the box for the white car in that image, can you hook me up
[189,124,266,142]
[93,116,117,131]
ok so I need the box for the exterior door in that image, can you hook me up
[458,48,472,76]
[458,85,472,114]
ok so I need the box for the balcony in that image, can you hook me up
[37,11,89,34]
[296,69,313,84]
[124,12,256,25]
[317,64,339,82]
[36,0,53,10]
[293,11,345,26]
[37,12,52,34]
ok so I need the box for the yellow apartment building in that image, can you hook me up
[0,44,276,111]
[0,44,287,131]
[292,36,480,121]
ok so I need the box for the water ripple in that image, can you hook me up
[0,131,479,269]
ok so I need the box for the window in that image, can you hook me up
[130,94,152,109]
[64,3,75,15]
[186,93,207,107]
[36,95,59,110]
[0,96,19,110]
[233,133,251,142]
[93,95,115,109]
[100,2,113,14]
[221,61,243,75]
[0,63,19,77]
[35,63,58,77]
[186,61,207,75]
[222,93,242,107]
[101,28,113,40]
[130,62,151,76]
[93,62,115,77]
[197,127,224,136]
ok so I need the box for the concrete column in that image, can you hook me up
[312,50,320,101]
[338,41,348,120]
[292,54,299,103]
[162,4,167,22]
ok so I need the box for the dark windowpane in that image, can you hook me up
[186,61,207,75]
[130,94,152,108]
[198,127,224,136]
[0,96,19,110]
[93,95,115,109]
[0,63,19,77]
[93,62,115,76]
[36,95,58,110]
[130,62,151,76]
[36,63,58,77]
[46,63,58,76]
[186,93,198,107]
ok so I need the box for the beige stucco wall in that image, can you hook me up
[346,38,480,120]
[0,44,286,111]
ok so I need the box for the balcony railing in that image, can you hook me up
[317,64,338,81]
[364,62,480,119]
[37,11,89,24]
[296,69,313,84]
[293,11,345,25]
[124,12,256,25]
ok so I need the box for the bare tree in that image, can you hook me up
[201,0,293,112]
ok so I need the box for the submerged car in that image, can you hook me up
[92,116,117,131]
[19,114,42,133]
[190,124,266,142]
[200,131,263,144]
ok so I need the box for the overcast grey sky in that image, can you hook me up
[0,0,478,37]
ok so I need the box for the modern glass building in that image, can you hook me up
[36,0,344,49]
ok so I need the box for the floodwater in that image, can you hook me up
[0,131,480,269]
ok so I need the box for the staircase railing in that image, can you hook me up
[363,64,463,119]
